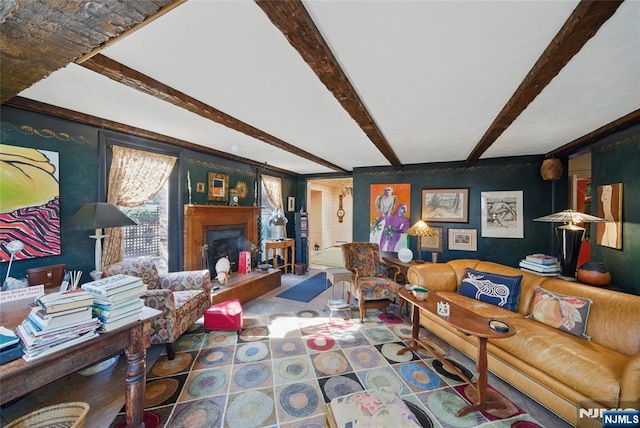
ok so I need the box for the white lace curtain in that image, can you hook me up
[102,145,177,266]
[261,174,283,211]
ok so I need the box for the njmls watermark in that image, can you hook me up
[578,408,639,427]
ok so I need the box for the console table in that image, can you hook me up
[265,239,295,274]
[397,288,515,417]
[0,298,160,428]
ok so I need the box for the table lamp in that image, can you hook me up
[534,209,606,280]
[66,202,137,274]
[3,240,25,289]
[406,220,438,263]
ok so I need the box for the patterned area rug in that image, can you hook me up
[109,309,543,428]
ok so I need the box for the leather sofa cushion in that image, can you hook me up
[489,316,627,403]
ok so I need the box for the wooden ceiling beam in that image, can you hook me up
[466,0,624,162]
[255,0,402,167]
[0,0,176,103]
[5,96,298,177]
[81,54,347,173]
[547,108,640,157]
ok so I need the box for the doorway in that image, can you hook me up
[306,178,353,268]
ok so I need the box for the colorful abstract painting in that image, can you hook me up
[596,183,622,249]
[369,183,411,252]
[0,144,61,261]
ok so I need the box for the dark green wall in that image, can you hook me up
[1,106,297,282]
[590,124,640,295]
[351,158,567,269]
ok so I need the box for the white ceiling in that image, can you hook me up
[17,0,640,175]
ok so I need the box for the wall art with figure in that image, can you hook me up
[596,183,622,249]
[369,183,411,252]
[0,144,61,261]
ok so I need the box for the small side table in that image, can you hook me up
[265,239,295,274]
[326,268,353,319]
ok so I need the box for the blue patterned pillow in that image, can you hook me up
[458,268,522,312]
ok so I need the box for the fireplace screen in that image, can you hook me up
[206,226,246,275]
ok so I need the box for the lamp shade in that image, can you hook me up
[406,220,438,237]
[66,202,137,230]
[533,209,605,225]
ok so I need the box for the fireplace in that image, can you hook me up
[206,225,246,274]
[184,205,261,272]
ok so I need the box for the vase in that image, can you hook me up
[576,261,611,287]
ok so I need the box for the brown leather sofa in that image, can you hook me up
[406,259,640,427]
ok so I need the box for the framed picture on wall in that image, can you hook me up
[420,226,444,252]
[421,188,469,223]
[287,196,295,212]
[196,182,205,193]
[596,183,622,249]
[448,229,477,251]
[480,191,523,238]
[207,172,228,201]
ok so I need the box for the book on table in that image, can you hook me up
[519,260,561,273]
[99,312,141,332]
[0,326,19,350]
[92,298,144,319]
[525,254,559,265]
[22,330,99,362]
[16,318,101,353]
[36,290,95,314]
[91,285,147,305]
[82,275,144,297]
[28,306,93,331]
[520,268,559,277]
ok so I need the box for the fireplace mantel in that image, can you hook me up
[184,205,260,271]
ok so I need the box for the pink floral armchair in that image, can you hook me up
[102,256,211,359]
[341,243,402,322]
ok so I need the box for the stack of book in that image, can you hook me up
[15,290,100,362]
[519,253,561,276]
[81,274,146,332]
[0,326,22,364]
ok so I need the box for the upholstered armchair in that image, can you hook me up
[341,242,402,322]
[102,256,211,360]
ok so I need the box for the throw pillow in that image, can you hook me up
[458,268,522,312]
[530,286,592,339]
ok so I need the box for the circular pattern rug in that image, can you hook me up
[186,369,227,398]
[196,347,233,368]
[295,309,321,318]
[152,352,193,377]
[206,330,237,347]
[345,347,382,369]
[363,327,397,343]
[364,368,405,394]
[235,362,271,388]
[377,312,403,323]
[170,399,223,428]
[279,383,320,417]
[312,351,349,375]
[379,343,414,363]
[236,341,270,363]
[322,375,364,401]
[403,400,434,428]
[390,324,413,339]
[145,377,181,408]
[432,358,474,383]
[398,362,441,390]
[239,326,269,342]
[305,334,336,351]
[278,357,311,382]
[272,338,305,357]
[226,390,274,427]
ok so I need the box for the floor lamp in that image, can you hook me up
[67,202,137,277]
[534,209,605,281]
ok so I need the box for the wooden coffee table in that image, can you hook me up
[397,287,515,417]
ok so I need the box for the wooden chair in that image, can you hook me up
[341,242,402,322]
[102,256,211,359]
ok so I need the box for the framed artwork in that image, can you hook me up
[287,196,295,212]
[449,229,477,251]
[420,226,444,253]
[421,188,469,223]
[0,145,61,261]
[196,182,205,193]
[481,191,523,238]
[207,172,228,201]
[369,183,411,252]
[596,183,622,249]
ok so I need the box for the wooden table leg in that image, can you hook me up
[124,325,148,428]
[398,302,421,355]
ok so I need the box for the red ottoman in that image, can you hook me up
[204,299,243,332]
